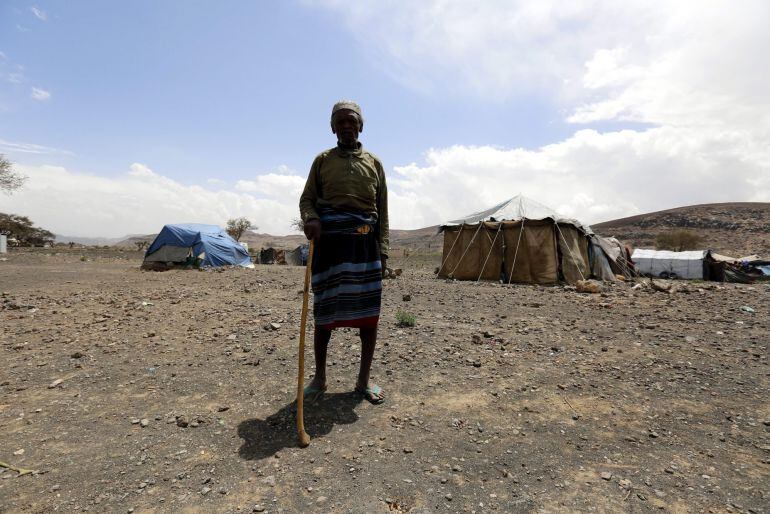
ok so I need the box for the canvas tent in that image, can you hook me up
[438,195,622,285]
[256,244,309,265]
[143,224,253,268]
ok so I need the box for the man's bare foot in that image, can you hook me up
[355,383,385,404]
[303,376,327,402]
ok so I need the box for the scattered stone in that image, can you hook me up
[70,351,84,359]
[576,280,602,294]
[262,475,276,487]
[130,418,141,425]
[140,418,150,428]
[217,405,230,412]
[176,415,189,428]
[600,471,612,481]
[200,486,211,495]
[253,506,265,513]
[402,294,411,302]
[403,447,414,454]
[48,378,63,389]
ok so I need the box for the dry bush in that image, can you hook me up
[655,230,702,251]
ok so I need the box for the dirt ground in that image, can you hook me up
[1,249,768,513]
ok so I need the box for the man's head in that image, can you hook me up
[331,100,363,146]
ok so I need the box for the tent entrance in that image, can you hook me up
[144,245,192,263]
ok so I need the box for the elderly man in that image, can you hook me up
[299,100,388,405]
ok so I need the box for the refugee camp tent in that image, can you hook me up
[258,247,285,265]
[143,224,253,269]
[631,249,706,280]
[593,236,636,279]
[438,195,614,285]
[285,244,310,266]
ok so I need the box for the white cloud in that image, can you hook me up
[0,139,73,156]
[313,1,770,229]
[206,178,226,186]
[30,6,47,21]
[235,172,306,198]
[386,126,770,229]
[2,163,306,237]
[30,87,51,101]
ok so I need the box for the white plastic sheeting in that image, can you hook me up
[631,249,706,280]
[442,194,593,234]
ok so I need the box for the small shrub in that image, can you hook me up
[655,230,702,251]
[79,256,87,262]
[396,310,416,327]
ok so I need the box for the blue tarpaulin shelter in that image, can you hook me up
[144,224,252,268]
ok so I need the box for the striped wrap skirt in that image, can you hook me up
[312,208,382,330]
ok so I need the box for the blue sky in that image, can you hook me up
[1,1,768,237]
[1,2,570,178]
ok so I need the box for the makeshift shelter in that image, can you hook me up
[143,224,253,269]
[437,195,614,285]
[285,244,310,266]
[631,249,706,280]
[258,247,285,265]
[593,236,636,279]
[706,252,768,283]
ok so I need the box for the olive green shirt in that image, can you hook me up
[299,143,389,257]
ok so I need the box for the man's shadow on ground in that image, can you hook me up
[237,391,363,460]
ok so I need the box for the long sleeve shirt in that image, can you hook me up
[299,143,389,257]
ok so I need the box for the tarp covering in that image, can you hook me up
[144,224,252,268]
[631,249,706,280]
[443,194,593,233]
[285,244,310,266]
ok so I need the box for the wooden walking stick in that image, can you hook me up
[296,240,314,447]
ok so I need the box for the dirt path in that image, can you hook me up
[1,251,768,513]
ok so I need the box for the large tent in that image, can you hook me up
[437,195,628,285]
[143,224,252,268]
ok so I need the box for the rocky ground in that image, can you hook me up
[1,249,768,513]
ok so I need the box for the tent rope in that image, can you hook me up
[436,225,465,276]
[476,223,503,282]
[507,219,525,284]
[448,222,484,278]
[555,223,586,281]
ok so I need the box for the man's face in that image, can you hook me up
[331,109,362,146]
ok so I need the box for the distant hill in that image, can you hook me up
[103,203,768,258]
[111,227,444,253]
[113,234,156,248]
[56,234,126,246]
[593,202,770,257]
